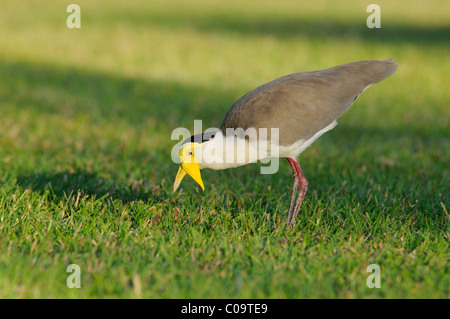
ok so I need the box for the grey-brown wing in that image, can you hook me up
[220,59,397,146]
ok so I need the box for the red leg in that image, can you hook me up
[291,159,308,225]
[286,158,308,227]
[287,158,299,221]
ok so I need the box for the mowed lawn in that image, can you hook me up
[0,0,448,298]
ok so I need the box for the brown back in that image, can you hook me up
[220,59,397,146]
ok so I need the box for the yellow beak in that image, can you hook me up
[173,162,205,192]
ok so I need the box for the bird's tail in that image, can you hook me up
[329,58,398,85]
[365,58,398,84]
[378,58,398,80]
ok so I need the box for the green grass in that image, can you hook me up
[0,0,449,298]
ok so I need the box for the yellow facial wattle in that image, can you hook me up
[173,143,204,192]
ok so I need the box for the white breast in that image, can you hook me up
[278,120,337,158]
[197,120,337,170]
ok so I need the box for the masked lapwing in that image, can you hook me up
[173,59,397,227]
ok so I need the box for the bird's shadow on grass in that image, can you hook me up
[15,171,162,205]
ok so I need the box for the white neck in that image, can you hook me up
[196,131,274,170]
[196,120,337,170]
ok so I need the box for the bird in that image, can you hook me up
[173,58,398,227]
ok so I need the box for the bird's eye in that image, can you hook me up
[188,151,193,155]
